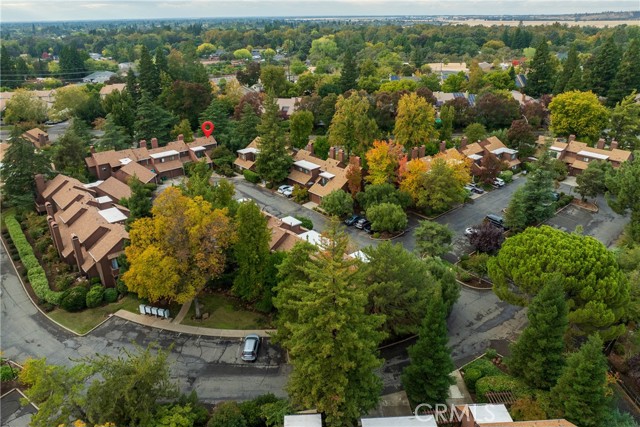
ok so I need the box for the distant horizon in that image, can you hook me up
[2,1,639,23]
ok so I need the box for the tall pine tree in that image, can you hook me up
[273,221,385,427]
[231,102,260,152]
[199,97,234,147]
[233,201,272,309]
[401,291,455,405]
[607,38,640,106]
[553,44,580,94]
[508,276,568,389]
[339,52,358,93]
[584,36,621,98]
[552,334,610,427]
[138,45,161,99]
[255,92,292,185]
[525,37,556,97]
[98,113,131,151]
[134,93,177,143]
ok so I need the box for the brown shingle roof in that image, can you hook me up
[97,177,132,201]
[154,159,184,173]
[99,84,126,96]
[119,161,157,183]
[234,157,256,170]
[290,149,351,200]
[461,142,483,157]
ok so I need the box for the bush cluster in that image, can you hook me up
[60,286,88,312]
[86,285,105,308]
[243,169,260,183]
[5,216,63,305]
[104,287,119,303]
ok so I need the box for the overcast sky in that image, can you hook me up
[2,1,638,22]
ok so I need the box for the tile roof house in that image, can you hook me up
[258,98,301,117]
[99,83,126,98]
[82,71,116,83]
[21,127,50,149]
[86,135,217,183]
[35,174,130,287]
[537,135,633,175]
[459,136,520,176]
[234,137,260,172]
[288,143,357,205]
[265,213,307,252]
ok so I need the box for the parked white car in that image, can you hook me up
[277,185,294,198]
[492,178,505,188]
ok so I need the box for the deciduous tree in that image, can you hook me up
[509,276,567,389]
[273,222,385,426]
[123,187,235,305]
[474,92,520,130]
[328,92,378,156]
[549,90,609,143]
[289,110,314,148]
[439,104,454,141]
[468,221,505,253]
[320,190,353,217]
[162,81,213,128]
[393,92,436,149]
[488,225,629,340]
[365,140,404,185]
[399,158,428,204]
[170,118,194,143]
[464,122,486,143]
[507,119,536,160]
[3,89,48,124]
[260,65,289,97]
[356,183,411,211]
[366,202,407,233]
[416,158,467,214]
[576,160,612,202]
[52,122,88,180]
[345,157,362,197]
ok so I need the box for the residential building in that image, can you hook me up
[0,89,56,112]
[118,62,135,72]
[21,127,50,149]
[460,136,520,176]
[362,416,436,427]
[265,213,307,252]
[538,135,633,175]
[99,83,126,98]
[288,143,356,205]
[234,137,260,172]
[426,62,469,81]
[284,414,322,427]
[258,98,301,117]
[86,135,217,183]
[82,71,116,84]
[35,174,130,287]
[459,404,577,427]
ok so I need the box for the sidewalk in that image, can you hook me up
[172,300,192,324]
[113,310,276,338]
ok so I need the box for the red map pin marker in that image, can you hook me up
[201,121,215,138]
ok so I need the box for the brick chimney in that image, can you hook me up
[596,138,605,150]
[418,145,426,158]
[45,201,55,217]
[151,138,159,149]
[337,149,345,164]
[38,133,47,147]
[439,141,446,153]
[48,216,63,254]
[71,234,84,271]
[460,137,468,150]
[90,145,96,154]
[35,174,46,199]
[411,147,419,160]
[139,140,147,149]
[610,140,618,150]
[306,142,314,154]
[568,135,576,142]
[177,134,184,141]
[329,147,336,160]
[354,156,361,167]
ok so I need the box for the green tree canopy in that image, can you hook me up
[549,90,609,143]
[328,91,378,157]
[134,93,178,144]
[609,91,640,151]
[366,202,408,233]
[488,225,629,340]
[414,220,453,258]
[525,37,556,97]
[255,93,293,185]
[393,92,436,149]
[289,110,314,149]
[606,152,640,242]
[320,189,353,217]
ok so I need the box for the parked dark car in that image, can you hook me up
[363,222,374,234]
[485,214,509,230]
[344,215,362,226]
[355,218,370,230]
[471,186,485,194]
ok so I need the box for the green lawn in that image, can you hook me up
[181,293,272,330]
[48,294,141,335]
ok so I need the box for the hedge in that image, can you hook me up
[5,215,63,305]
[475,375,526,402]
[61,286,88,312]
[104,288,118,303]
[243,170,260,184]
[86,285,105,308]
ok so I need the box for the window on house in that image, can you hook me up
[111,258,119,270]
[583,157,590,162]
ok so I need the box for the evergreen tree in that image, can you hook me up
[553,44,579,94]
[231,103,260,152]
[607,38,640,106]
[521,164,555,224]
[98,113,131,151]
[273,221,385,426]
[154,46,168,75]
[138,45,161,99]
[339,52,358,93]
[59,45,86,81]
[564,65,584,92]
[0,45,17,89]
[199,97,234,147]
[610,91,640,151]
[508,276,568,389]
[0,128,50,212]
[552,335,610,427]
[122,176,152,228]
[52,124,88,180]
[401,292,455,405]
[525,38,556,97]
[126,71,139,102]
[584,36,621,98]
[439,104,454,141]
[255,93,293,185]
[504,187,528,232]
[170,118,194,142]
[134,93,177,143]
[289,110,314,149]
[233,202,272,308]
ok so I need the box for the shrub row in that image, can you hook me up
[5,216,63,305]
[243,170,260,184]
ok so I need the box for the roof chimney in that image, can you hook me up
[45,201,55,217]
[306,142,314,153]
[460,137,468,150]
[35,174,46,199]
[177,134,184,141]
[418,145,426,158]
[337,149,345,164]
[610,140,618,150]
[71,234,84,272]
[48,216,63,254]
[439,141,446,153]
[151,138,159,149]
[139,140,147,149]
[568,135,576,142]
[411,147,419,160]
[353,156,361,167]
[596,138,605,150]
[329,147,336,160]
[90,145,96,154]
[39,133,48,147]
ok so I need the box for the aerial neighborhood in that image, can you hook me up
[0,9,639,427]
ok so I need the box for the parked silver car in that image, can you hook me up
[241,334,261,362]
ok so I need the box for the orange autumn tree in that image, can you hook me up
[433,149,472,187]
[345,156,363,197]
[399,157,428,203]
[365,140,405,185]
[123,186,235,306]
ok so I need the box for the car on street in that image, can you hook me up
[344,215,362,226]
[277,185,293,198]
[363,222,374,234]
[485,214,508,230]
[464,227,478,236]
[492,178,505,188]
[355,218,370,230]
[465,183,485,194]
[241,334,261,362]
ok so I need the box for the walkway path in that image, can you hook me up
[172,300,192,324]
